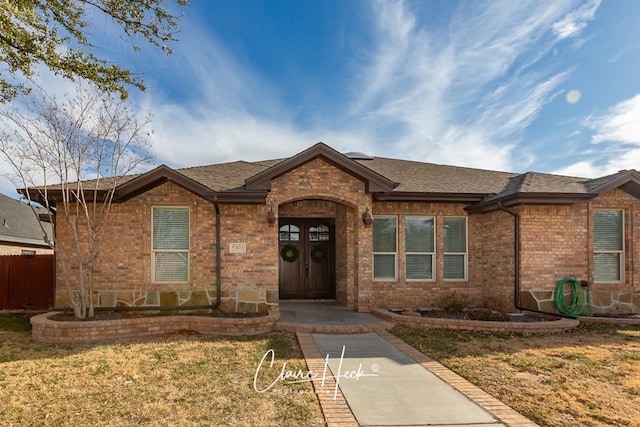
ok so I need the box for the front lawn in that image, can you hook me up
[0,314,324,426]
[391,324,640,427]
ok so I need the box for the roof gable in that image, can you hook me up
[113,165,214,202]
[585,169,640,199]
[467,169,640,213]
[244,142,398,192]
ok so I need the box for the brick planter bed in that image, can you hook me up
[578,315,640,327]
[30,309,280,344]
[372,308,579,334]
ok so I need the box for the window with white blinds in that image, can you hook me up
[405,216,435,280]
[373,216,397,280]
[152,207,190,283]
[594,209,624,283]
[443,217,467,280]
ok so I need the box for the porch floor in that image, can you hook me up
[276,301,395,333]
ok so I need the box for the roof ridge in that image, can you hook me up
[523,172,535,192]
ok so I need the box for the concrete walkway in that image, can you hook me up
[285,302,539,427]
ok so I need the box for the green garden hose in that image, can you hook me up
[553,278,592,316]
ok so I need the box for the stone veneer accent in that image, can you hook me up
[520,289,640,315]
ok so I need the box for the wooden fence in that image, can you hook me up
[0,254,55,310]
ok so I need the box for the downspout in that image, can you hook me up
[497,202,575,319]
[212,197,222,309]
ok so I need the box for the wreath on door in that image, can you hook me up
[280,245,299,263]
[310,245,329,263]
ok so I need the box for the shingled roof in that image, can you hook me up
[19,142,640,212]
[0,193,52,248]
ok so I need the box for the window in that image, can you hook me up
[443,217,467,280]
[279,224,300,242]
[309,224,330,241]
[373,216,397,280]
[152,207,190,283]
[405,216,435,280]
[594,209,624,283]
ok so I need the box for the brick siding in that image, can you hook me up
[52,159,640,315]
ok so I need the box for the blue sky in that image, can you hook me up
[2,0,640,196]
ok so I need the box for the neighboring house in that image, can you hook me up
[0,193,53,255]
[22,143,640,314]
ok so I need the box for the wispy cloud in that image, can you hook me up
[552,93,640,177]
[343,0,597,171]
[2,0,608,199]
[589,93,640,145]
[131,0,605,175]
[552,0,601,39]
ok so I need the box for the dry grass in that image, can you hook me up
[0,315,324,427]
[391,324,640,427]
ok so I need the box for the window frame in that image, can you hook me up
[372,215,398,281]
[404,216,436,281]
[593,209,624,284]
[151,206,190,284]
[443,216,468,281]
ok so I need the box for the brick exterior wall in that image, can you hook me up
[369,201,484,309]
[498,189,640,314]
[476,210,517,312]
[52,157,640,315]
[267,157,373,311]
[54,182,279,312]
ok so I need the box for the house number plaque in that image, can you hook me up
[229,243,247,253]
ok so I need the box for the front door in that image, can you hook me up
[279,218,335,299]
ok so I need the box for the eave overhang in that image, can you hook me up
[245,142,398,193]
[0,235,50,248]
[466,192,596,214]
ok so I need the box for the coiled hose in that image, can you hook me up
[553,278,592,316]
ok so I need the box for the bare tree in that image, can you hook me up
[0,82,152,318]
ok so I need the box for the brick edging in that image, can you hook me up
[30,311,279,344]
[276,321,394,334]
[373,308,579,333]
[296,332,359,427]
[578,315,640,326]
[377,330,540,427]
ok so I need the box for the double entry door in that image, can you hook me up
[278,218,335,299]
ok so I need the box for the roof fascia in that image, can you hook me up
[0,235,49,247]
[245,142,398,193]
[373,192,487,203]
[206,191,267,204]
[466,193,595,213]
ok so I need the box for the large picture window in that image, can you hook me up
[152,207,190,283]
[594,209,624,283]
[373,216,397,280]
[443,217,467,280]
[405,216,435,280]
